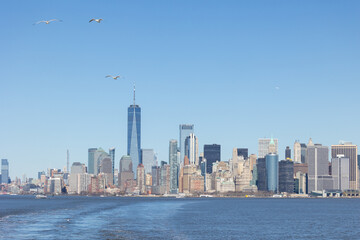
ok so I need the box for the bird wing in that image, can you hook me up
[49,19,62,22]
[89,19,95,22]
[34,20,46,25]
[105,75,113,78]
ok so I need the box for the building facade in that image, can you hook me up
[1,159,9,184]
[204,144,221,174]
[279,160,294,193]
[258,138,278,158]
[185,133,199,166]
[332,154,350,191]
[169,139,179,193]
[266,154,279,192]
[179,124,194,164]
[128,87,141,176]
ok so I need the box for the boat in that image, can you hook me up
[35,194,47,199]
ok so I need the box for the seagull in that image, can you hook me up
[106,75,123,80]
[89,18,103,23]
[34,19,62,25]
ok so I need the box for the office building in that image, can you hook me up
[137,164,145,194]
[88,148,97,174]
[141,149,156,174]
[100,157,113,185]
[118,155,134,191]
[258,138,278,158]
[69,162,86,194]
[307,143,333,192]
[285,146,291,159]
[256,158,267,191]
[266,153,279,192]
[331,143,358,190]
[169,139,179,193]
[93,148,109,175]
[204,144,221,173]
[294,141,307,164]
[185,133,199,165]
[332,154,350,191]
[237,148,248,159]
[128,86,141,176]
[279,160,294,193]
[109,148,115,184]
[179,124,194,164]
[1,159,9,184]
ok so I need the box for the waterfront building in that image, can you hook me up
[294,141,307,164]
[141,149,156,174]
[137,164,145,194]
[332,154,350,191]
[279,160,294,193]
[128,86,141,176]
[204,144,221,173]
[87,148,97,174]
[1,159,9,184]
[100,157,113,186]
[294,171,307,194]
[266,154,279,192]
[285,147,291,159]
[258,138,278,158]
[118,155,134,192]
[256,158,267,191]
[307,143,333,192]
[93,148,109,175]
[179,124,194,164]
[189,174,205,193]
[160,162,170,194]
[46,178,62,194]
[69,162,86,194]
[169,140,179,193]
[151,166,161,194]
[331,143,358,190]
[109,148,115,185]
[185,133,199,166]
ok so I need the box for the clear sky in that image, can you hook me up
[1,1,360,179]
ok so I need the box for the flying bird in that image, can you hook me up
[106,75,123,80]
[89,18,103,23]
[34,19,62,25]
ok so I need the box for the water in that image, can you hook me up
[0,196,359,239]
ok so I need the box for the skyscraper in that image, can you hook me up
[331,143,358,190]
[256,158,267,191]
[109,148,115,184]
[141,149,156,174]
[237,148,248,159]
[258,138,278,158]
[93,148,109,175]
[332,154,350,191]
[184,133,199,165]
[266,153,279,192]
[87,148,97,174]
[285,146,291,159]
[279,160,294,193]
[128,86,141,176]
[118,155,134,191]
[169,139,179,193]
[307,143,333,192]
[1,159,9,184]
[204,144,221,173]
[179,124,194,164]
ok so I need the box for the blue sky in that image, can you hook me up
[1,1,359,179]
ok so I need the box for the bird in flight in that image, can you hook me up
[34,19,62,25]
[106,75,123,80]
[89,18,103,23]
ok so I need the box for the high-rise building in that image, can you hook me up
[160,162,170,194]
[331,143,358,190]
[332,154,350,191]
[285,146,291,159]
[109,148,115,184]
[69,162,86,194]
[141,149,156,174]
[100,157,113,185]
[204,144,221,173]
[169,140,179,193]
[137,164,145,194]
[87,148,97,174]
[294,141,307,164]
[118,155,134,191]
[307,143,333,192]
[266,154,278,192]
[128,86,141,176]
[179,124,194,164]
[237,148,248,159]
[184,133,199,165]
[258,138,278,158]
[1,159,9,184]
[151,166,161,194]
[93,148,109,175]
[279,160,294,193]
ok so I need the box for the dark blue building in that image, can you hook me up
[204,144,221,173]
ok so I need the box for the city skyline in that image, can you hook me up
[2,1,360,179]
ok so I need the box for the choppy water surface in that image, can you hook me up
[0,196,359,239]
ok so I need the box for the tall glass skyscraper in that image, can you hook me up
[88,148,97,174]
[179,124,194,164]
[1,159,9,184]
[266,153,279,192]
[109,148,115,184]
[204,144,221,173]
[128,87,141,176]
[169,140,179,193]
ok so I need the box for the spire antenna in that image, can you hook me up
[133,84,136,106]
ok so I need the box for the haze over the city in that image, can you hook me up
[1,0,359,179]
